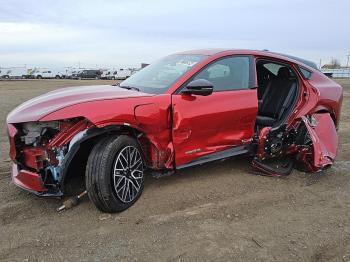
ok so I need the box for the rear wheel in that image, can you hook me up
[86,135,145,213]
[55,75,61,79]
[37,75,42,79]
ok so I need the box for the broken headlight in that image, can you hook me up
[21,121,60,146]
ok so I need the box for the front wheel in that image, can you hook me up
[86,135,145,213]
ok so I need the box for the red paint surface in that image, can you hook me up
[256,127,272,159]
[172,89,258,166]
[12,164,48,192]
[6,85,152,123]
[302,113,338,170]
[48,119,91,147]
[22,147,46,171]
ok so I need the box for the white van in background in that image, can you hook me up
[0,68,11,79]
[1,67,28,79]
[32,69,64,79]
[101,69,117,80]
[63,68,83,79]
[101,68,132,80]
[116,68,132,79]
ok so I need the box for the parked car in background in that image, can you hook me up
[70,70,82,79]
[73,69,102,79]
[6,49,343,213]
[115,68,132,79]
[32,69,63,79]
[101,69,117,80]
[101,69,132,80]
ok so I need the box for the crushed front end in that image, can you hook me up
[7,118,91,197]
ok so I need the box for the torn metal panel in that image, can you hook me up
[301,113,338,171]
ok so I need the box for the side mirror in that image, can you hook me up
[182,79,213,96]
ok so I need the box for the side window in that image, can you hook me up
[262,62,295,78]
[298,66,312,79]
[263,63,283,76]
[192,56,250,91]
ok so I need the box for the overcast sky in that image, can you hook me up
[0,0,349,69]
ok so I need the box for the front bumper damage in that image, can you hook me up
[11,164,59,196]
[7,119,92,197]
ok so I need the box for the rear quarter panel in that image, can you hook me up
[308,71,343,127]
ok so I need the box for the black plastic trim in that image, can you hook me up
[177,145,249,170]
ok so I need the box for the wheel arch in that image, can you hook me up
[60,124,151,193]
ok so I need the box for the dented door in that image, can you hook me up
[172,90,257,167]
[300,113,338,171]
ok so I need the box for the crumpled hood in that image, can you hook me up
[7,85,152,123]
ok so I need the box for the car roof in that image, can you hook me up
[176,49,318,71]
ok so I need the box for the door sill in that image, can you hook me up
[177,146,249,170]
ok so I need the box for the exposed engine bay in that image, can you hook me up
[21,121,60,146]
[12,118,90,195]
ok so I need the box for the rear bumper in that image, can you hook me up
[11,164,63,197]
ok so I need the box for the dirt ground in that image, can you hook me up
[0,79,349,262]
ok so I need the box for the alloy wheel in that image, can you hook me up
[113,146,143,203]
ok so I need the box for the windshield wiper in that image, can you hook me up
[118,85,140,92]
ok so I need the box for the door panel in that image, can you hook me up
[172,89,258,167]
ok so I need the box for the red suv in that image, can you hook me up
[6,49,343,212]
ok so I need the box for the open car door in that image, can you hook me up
[297,113,339,172]
[252,113,339,176]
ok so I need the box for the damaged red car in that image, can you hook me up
[6,49,343,213]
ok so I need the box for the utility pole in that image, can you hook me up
[346,52,350,69]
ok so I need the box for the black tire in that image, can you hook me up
[37,75,42,79]
[55,75,61,79]
[111,76,115,80]
[86,135,145,213]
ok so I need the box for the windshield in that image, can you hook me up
[119,54,207,94]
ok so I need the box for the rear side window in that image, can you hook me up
[298,66,312,79]
[192,56,250,91]
[263,63,283,76]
